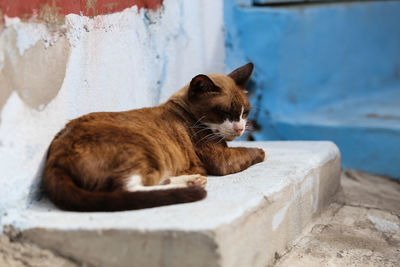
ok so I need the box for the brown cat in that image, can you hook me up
[42,63,266,211]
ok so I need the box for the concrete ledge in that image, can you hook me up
[2,141,341,267]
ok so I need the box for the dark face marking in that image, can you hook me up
[187,63,254,141]
[190,90,251,125]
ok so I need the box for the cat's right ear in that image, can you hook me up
[188,74,220,101]
[228,62,254,89]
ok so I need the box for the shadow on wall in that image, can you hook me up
[27,151,48,207]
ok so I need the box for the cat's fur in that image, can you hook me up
[43,63,266,211]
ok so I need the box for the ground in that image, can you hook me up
[274,170,400,267]
[1,170,399,267]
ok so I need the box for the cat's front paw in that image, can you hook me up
[256,148,267,162]
[170,174,207,188]
[187,175,207,188]
[262,148,267,161]
[248,147,266,164]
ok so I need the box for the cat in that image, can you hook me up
[42,63,266,212]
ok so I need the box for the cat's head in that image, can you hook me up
[187,63,253,141]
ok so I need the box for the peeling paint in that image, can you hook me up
[86,0,99,17]
[0,21,70,114]
[38,0,66,30]
[4,17,62,55]
[0,0,163,21]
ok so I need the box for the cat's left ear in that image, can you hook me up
[228,62,254,89]
[188,74,220,101]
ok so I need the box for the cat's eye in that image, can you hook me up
[220,110,231,117]
[214,108,231,118]
[243,110,250,117]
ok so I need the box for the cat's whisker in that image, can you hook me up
[202,137,216,145]
[215,135,225,144]
[204,133,219,141]
[190,125,206,129]
[193,115,205,123]
[211,131,225,144]
[204,135,223,145]
[190,115,206,129]
[190,122,209,131]
[189,125,205,129]
[190,126,213,143]
[195,132,218,145]
[206,134,221,142]
[193,127,212,137]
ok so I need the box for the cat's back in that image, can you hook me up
[55,107,162,138]
[49,105,190,158]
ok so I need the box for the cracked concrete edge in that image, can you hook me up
[271,176,347,266]
[214,156,341,267]
[11,227,221,267]
[1,226,80,267]
[271,202,345,265]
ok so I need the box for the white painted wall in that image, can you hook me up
[0,0,225,221]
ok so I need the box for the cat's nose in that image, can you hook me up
[233,123,244,133]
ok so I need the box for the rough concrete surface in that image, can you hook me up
[1,141,340,267]
[1,169,398,266]
[275,170,400,267]
[0,232,78,267]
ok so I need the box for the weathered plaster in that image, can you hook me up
[0,0,225,216]
[0,17,71,120]
[0,28,69,112]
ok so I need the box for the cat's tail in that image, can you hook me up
[43,166,207,212]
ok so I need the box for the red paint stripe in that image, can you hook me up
[0,0,162,19]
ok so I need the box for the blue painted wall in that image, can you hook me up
[225,0,400,178]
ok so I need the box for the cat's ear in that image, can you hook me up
[188,74,220,100]
[228,62,254,89]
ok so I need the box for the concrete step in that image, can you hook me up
[258,89,400,179]
[2,141,341,267]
